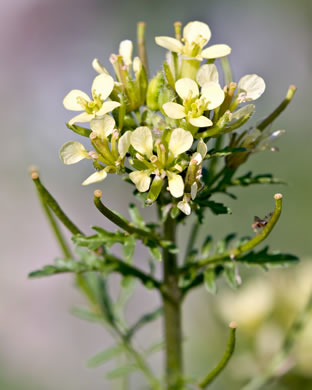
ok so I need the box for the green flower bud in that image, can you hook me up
[147,176,163,203]
[146,71,165,110]
[158,85,176,116]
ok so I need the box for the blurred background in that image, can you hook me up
[1,0,311,388]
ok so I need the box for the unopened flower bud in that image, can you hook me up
[89,151,99,159]
[146,71,165,110]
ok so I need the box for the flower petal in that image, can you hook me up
[167,172,184,198]
[175,78,199,100]
[196,64,219,87]
[191,151,203,165]
[183,21,211,45]
[63,89,91,111]
[169,128,193,157]
[90,115,115,139]
[162,102,186,119]
[177,200,191,215]
[201,44,232,59]
[68,112,94,126]
[130,126,153,158]
[91,74,114,100]
[129,170,151,192]
[191,182,198,200]
[119,40,133,66]
[96,101,121,116]
[155,36,183,53]
[92,58,109,74]
[82,169,108,186]
[238,74,266,101]
[201,82,225,110]
[197,139,208,158]
[189,115,213,128]
[118,131,131,158]
[133,57,142,74]
[59,141,89,164]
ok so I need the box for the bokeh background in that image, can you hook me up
[1,0,311,389]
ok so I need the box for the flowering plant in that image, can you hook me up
[30,21,302,390]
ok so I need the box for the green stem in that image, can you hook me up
[31,172,83,235]
[93,190,161,242]
[220,56,233,85]
[207,137,224,185]
[35,183,72,258]
[198,323,237,388]
[162,216,183,390]
[120,334,162,390]
[137,22,149,77]
[181,194,283,279]
[257,85,296,131]
[183,221,200,265]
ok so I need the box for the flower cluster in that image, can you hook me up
[60,21,270,215]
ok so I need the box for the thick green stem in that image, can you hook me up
[162,216,183,390]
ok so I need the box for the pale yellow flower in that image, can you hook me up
[128,127,193,198]
[163,78,224,127]
[237,74,266,102]
[60,115,131,186]
[155,21,231,60]
[63,74,120,125]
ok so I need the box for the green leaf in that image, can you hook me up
[106,364,138,380]
[237,246,299,267]
[230,171,286,187]
[216,233,236,254]
[144,341,165,357]
[205,147,246,160]
[127,307,163,340]
[88,345,125,367]
[28,255,117,279]
[95,277,116,326]
[204,269,217,294]
[66,123,92,137]
[201,235,213,257]
[195,199,232,215]
[123,235,136,263]
[73,227,131,251]
[115,277,137,323]
[149,246,162,262]
[170,205,180,219]
[128,204,146,229]
[71,307,105,323]
[224,264,240,289]
[145,240,162,261]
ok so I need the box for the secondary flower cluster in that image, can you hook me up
[60,21,267,215]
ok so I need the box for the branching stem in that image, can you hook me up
[181,194,283,293]
[93,190,162,244]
